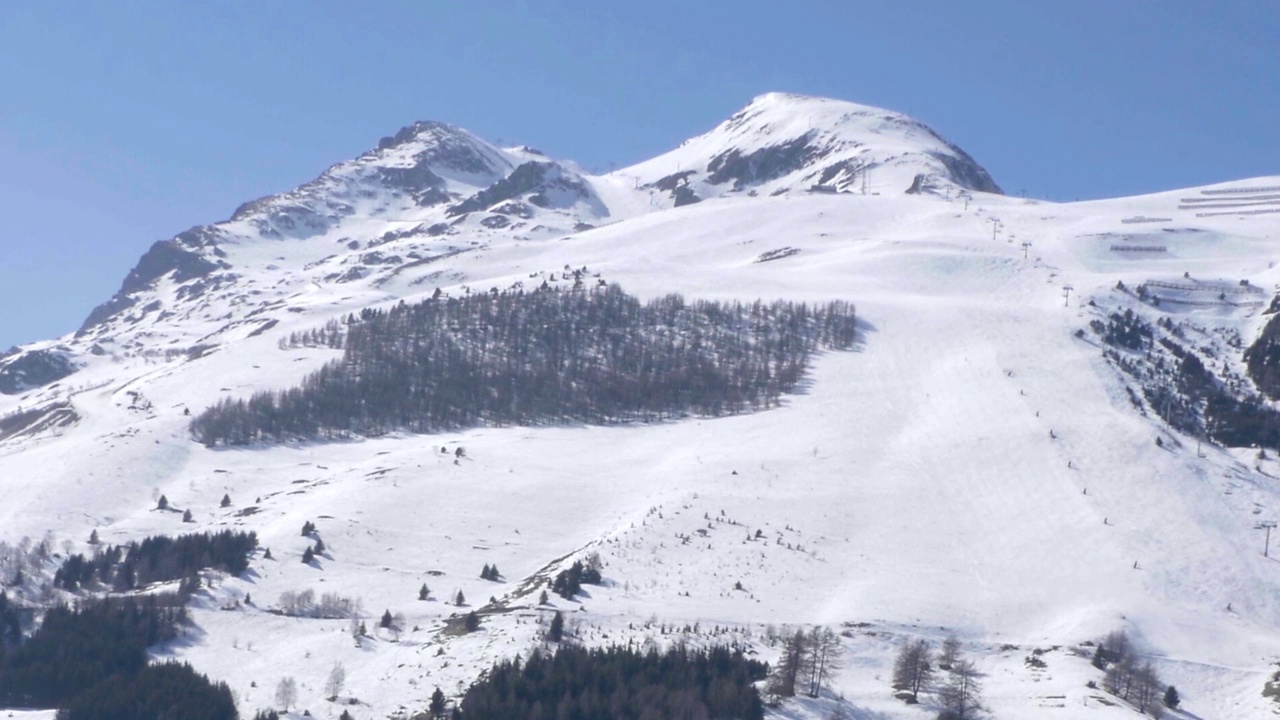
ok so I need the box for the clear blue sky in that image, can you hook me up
[1,1,1276,349]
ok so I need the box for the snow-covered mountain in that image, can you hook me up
[2,93,1279,720]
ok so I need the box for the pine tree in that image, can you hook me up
[481,563,492,580]
[429,687,447,719]
[88,528,100,545]
[419,583,430,601]
[1163,685,1180,709]
[302,546,315,564]
[157,495,169,510]
[381,609,393,628]
[221,494,232,508]
[183,509,194,523]
[315,537,326,554]
[547,611,565,642]
[455,590,466,606]
[464,610,480,632]
[538,589,549,605]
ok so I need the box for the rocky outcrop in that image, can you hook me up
[448,162,590,217]
[79,238,221,333]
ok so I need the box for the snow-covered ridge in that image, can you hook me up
[619,92,1002,206]
[54,93,999,366]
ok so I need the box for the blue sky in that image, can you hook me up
[0,1,1276,349]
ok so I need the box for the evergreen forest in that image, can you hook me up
[192,285,857,445]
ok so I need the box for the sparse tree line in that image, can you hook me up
[278,318,347,350]
[765,626,843,701]
[1092,630,1178,717]
[0,533,59,598]
[276,588,362,619]
[192,284,858,445]
[53,530,257,592]
[890,634,982,720]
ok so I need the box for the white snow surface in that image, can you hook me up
[1,94,1279,720]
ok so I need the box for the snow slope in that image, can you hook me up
[2,94,1279,720]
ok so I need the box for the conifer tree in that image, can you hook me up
[429,687,447,719]
[419,583,430,601]
[547,611,565,642]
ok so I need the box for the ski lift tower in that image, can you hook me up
[1258,520,1278,558]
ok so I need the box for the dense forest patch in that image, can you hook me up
[0,595,187,708]
[192,285,857,445]
[55,661,237,720]
[455,644,767,720]
[54,530,257,592]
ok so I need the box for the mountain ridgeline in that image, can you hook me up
[191,284,857,445]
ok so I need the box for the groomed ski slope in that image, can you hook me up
[2,142,1280,718]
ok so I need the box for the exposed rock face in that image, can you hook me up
[79,238,221,333]
[375,121,508,178]
[447,162,592,217]
[930,149,1001,195]
[706,134,819,189]
[645,171,701,206]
